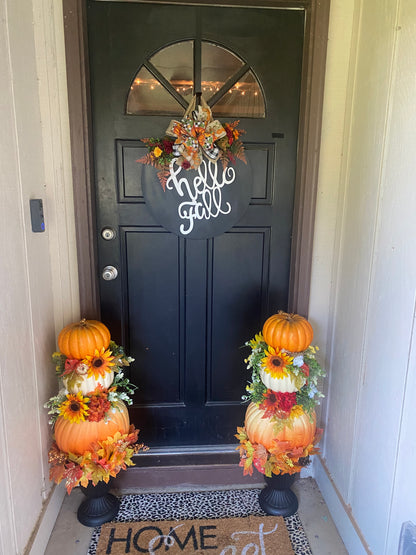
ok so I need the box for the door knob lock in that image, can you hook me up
[102,265,118,281]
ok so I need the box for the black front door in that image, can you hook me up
[87,1,304,447]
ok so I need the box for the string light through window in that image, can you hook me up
[126,41,265,118]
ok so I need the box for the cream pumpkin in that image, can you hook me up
[63,370,114,396]
[259,368,306,393]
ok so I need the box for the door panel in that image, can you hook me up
[209,229,270,401]
[124,229,183,403]
[87,1,304,447]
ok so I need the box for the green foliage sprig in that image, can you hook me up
[46,341,138,425]
[242,335,325,420]
[108,370,137,406]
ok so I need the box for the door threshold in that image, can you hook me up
[113,444,264,492]
[134,444,238,467]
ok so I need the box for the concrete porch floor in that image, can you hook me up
[45,477,347,554]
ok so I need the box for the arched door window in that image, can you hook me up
[126,40,265,118]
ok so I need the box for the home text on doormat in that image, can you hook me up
[96,515,294,554]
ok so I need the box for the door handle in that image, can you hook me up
[102,265,118,281]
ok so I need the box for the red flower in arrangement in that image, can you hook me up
[278,391,297,412]
[300,363,310,377]
[260,389,297,418]
[63,358,80,374]
[224,122,241,145]
[225,125,235,145]
[162,139,174,154]
[181,160,191,170]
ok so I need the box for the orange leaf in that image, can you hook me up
[63,463,83,495]
[269,439,291,455]
[49,461,65,485]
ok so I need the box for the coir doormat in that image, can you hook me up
[96,515,293,554]
[88,489,312,555]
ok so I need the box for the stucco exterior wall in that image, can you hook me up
[0,0,79,552]
[312,0,416,553]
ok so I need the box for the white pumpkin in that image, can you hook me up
[63,370,114,395]
[259,368,305,393]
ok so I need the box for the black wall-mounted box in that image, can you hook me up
[30,199,45,232]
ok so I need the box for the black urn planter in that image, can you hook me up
[258,472,299,517]
[77,479,120,527]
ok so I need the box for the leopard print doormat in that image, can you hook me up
[88,489,312,554]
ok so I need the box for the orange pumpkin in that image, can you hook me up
[262,312,313,353]
[54,400,129,455]
[58,318,111,360]
[244,402,316,451]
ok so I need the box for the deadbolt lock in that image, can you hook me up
[101,227,116,241]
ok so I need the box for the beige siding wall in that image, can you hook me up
[312,0,416,553]
[0,0,79,552]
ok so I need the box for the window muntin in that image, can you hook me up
[126,40,265,118]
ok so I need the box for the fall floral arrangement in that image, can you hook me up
[137,96,246,190]
[236,312,325,477]
[45,319,147,494]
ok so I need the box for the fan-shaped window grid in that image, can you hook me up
[126,40,265,118]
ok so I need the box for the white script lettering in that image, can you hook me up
[220,523,279,555]
[166,160,235,235]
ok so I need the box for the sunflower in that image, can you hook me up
[59,392,89,423]
[247,332,264,350]
[261,346,293,379]
[83,347,115,379]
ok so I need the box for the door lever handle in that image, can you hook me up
[102,265,118,281]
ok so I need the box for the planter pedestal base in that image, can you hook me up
[258,473,298,517]
[77,480,120,527]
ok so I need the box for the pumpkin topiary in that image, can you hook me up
[54,400,129,455]
[244,402,316,452]
[262,312,313,353]
[58,318,111,360]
